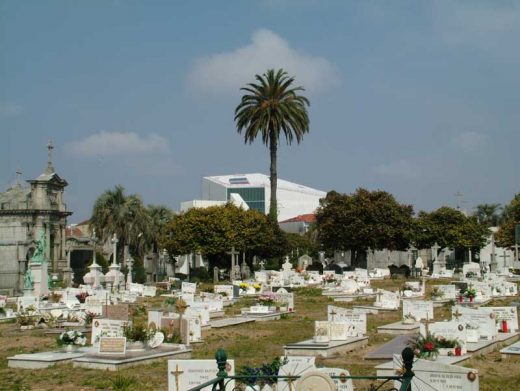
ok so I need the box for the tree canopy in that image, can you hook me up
[235,68,310,221]
[315,189,414,254]
[413,206,488,250]
[160,203,287,269]
[90,185,151,258]
[496,193,520,247]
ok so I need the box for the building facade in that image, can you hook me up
[0,145,72,293]
[198,173,326,222]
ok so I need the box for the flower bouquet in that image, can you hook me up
[239,282,249,292]
[253,283,262,292]
[258,292,275,306]
[57,330,86,352]
[409,333,439,360]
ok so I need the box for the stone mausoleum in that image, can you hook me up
[0,143,72,294]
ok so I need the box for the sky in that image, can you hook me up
[1,0,519,222]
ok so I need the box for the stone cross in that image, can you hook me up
[330,308,337,321]
[259,260,265,271]
[453,309,462,320]
[170,364,184,391]
[420,313,434,336]
[376,290,383,303]
[111,234,119,265]
[227,247,239,268]
[126,257,133,286]
[499,250,509,269]
[15,170,22,185]
[512,243,519,263]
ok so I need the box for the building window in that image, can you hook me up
[227,187,265,213]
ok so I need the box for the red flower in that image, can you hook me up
[424,342,435,351]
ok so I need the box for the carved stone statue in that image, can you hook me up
[23,268,33,290]
[31,229,47,264]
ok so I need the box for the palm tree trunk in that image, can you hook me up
[269,135,278,221]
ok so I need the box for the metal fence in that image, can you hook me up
[188,347,414,391]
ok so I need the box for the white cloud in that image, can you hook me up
[67,131,170,157]
[451,131,487,152]
[0,102,23,117]
[186,29,339,95]
[372,159,419,180]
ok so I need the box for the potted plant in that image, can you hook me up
[57,330,87,352]
[239,282,249,293]
[123,323,156,351]
[253,283,261,292]
[430,287,444,301]
[465,287,476,303]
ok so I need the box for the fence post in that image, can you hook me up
[399,347,415,391]
[215,348,228,390]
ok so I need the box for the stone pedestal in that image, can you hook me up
[62,267,73,287]
[29,262,49,297]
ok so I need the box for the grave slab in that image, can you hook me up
[352,305,396,314]
[208,317,255,328]
[466,332,519,355]
[73,344,191,371]
[364,335,415,360]
[241,310,290,322]
[500,340,520,359]
[377,321,419,335]
[283,336,368,358]
[8,347,96,369]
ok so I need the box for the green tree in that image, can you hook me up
[147,204,174,253]
[90,185,151,260]
[496,193,520,247]
[235,69,310,221]
[413,206,488,251]
[473,203,501,227]
[315,189,414,264]
[160,204,287,270]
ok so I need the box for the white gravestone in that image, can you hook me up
[318,368,354,391]
[168,359,235,391]
[91,319,127,346]
[278,356,316,391]
[421,320,468,354]
[452,306,497,340]
[402,300,434,321]
[314,321,330,343]
[181,282,197,294]
[435,285,457,300]
[483,307,518,332]
[393,355,479,391]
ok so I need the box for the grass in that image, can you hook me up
[0,278,518,390]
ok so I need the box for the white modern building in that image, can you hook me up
[181,173,326,222]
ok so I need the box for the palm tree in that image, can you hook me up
[148,204,174,253]
[235,69,310,221]
[90,185,151,262]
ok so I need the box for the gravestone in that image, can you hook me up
[213,267,219,284]
[402,300,434,322]
[277,356,316,391]
[392,355,479,390]
[296,370,336,391]
[298,254,313,270]
[91,319,127,346]
[102,304,129,321]
[420,320,467,354]
[314,321,330,343]
[318,367,354,391]
[168,359,235,391]
[452,305,497,340]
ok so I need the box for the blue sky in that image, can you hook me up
[1,0,519,222]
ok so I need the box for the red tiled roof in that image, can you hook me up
[66,227,84,237]
[280,213,316,224]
